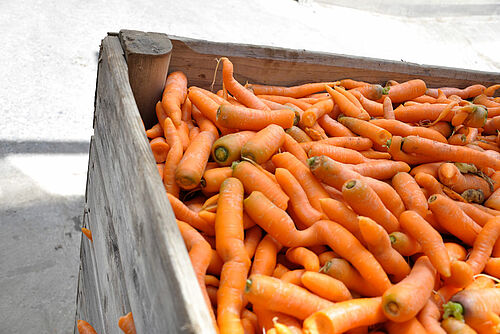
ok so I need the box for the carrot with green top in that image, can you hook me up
[175,130,215,190]
[321,258,381,297]
[392,172,428,217]
[301,98,334,128]
[246,274,334,320]
[247,81,338,98]
[401,135,500,170]
[286,247,320,272]
[342,179,400,233]
[177,220,218,331]
[303,297,386,334]
[351,83,388,101]
[146,123,163,139]
[326,86,370,120]
[386,79,427,103]
[428,194,482,245]
[240,124,285,164]
[118,312,137,334]
[320,198,364,242]
[200,167,233,194]
[77,320,98,334]
[301,271,352,302]
[161,71,187,126]
[382,256,436,322]
[369,119,447,143]
[215,178,251,334]
[338,116,392,149]
[347,160,411,180]
[167,193,215,235]
[211,131,255,166]
[275,168,323,227]
[317,114,356,137]
[400,210,451,277]
[273,152,330,212]
[216,104,295,130]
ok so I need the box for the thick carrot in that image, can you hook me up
[414,172,445,196]
[347,160,410,180]
[167,193,215,235]
[301,99,334,128]
[77,320,98,334]
[211,131,255,166]
[317,114,355,137]
[216,103,295,130]
[201,167,232,194]
[286,247,320,272]
[400,210,451,277]
[304,125,328,141]
[146,123,163,139]
[247,82,337,98]
[382,256,436,322]
[273,263,290,278]
[150,137,170,163]
[369,119,447,143]
[351,84,388,101]
[307,143,367,164]
[175,131,215,190]
[221,58,269,111]
[392,172,428,217]
[428,194,482,245]
[484,257,500,278]
[118,312,137,334]
[485,187,500,210]
[286,126,312,143]
[385,318,427,334]
[440,318,478,334]
[334,85,364,109]
[233,161,289,210]
[280,269,305,286]
[320,198,363,242]
[338,116,392,149]
[417,300,445,334]
[383,96,395,119]
[188,88,221,125]
[301,271,352,302]
[161,71,188,126]
[428,84,486,99]
[342,179,400,233]
[484,84,500,97]
[275,168,323,227]
[394,103,452,123]
[445,243,467,262]
[303,297,386,334]
[358,216,410,282]
[401,135,500,170]
[321,258,380,297]
[318,251,337,266]
[466,275,495,290]
[466,217,500,274]
[428,121,453,138]
[241,124,285,164]
[326,86,370,120]
[246,274,334,320]
[386,79,427,103]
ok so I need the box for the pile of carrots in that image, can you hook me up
[79,57,500,333]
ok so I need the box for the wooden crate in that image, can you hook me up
[75,29,500,333]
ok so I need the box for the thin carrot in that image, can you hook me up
[251,235,282,276]
[181,96,192,122]
[246,274,334,320]
[360,150,392,160]
[466,217,500,274]
[301,99,334,128]
[233,161,289,210]
[340,78,369,89]
[282,133,309,166]
[382,256,436,322]
[286,247,320,272]
[326,86,370,120]
[307,143,367,164]
[156,163,165,180]
[216,103,295,130]
[301,271,352,302]
[317,114,355,137]
[188,87,222,125]
[212,131,255,166]
[385,318,427,334]
[247,82,338,98]
[334,85,364,109]
[205,275,220,287]
[302,136,373,152]
[386,79,427,103]
[358,216,410,282]
[77,320,98,334]
[118,312,136,334]
[350,89,384,117]
[417,300,445,334]
[167,193,215,235]
[280,269,305,286]
[338,116,392,149]
[191,104,219,139]
[146,123,163,139]
[392,172,428,217]
[244,225,262,259]
[241,124,285,164]
[320,198,364,242]
[258,95,312,111]
[485,187,500,211]
[161,71,188,126]
[347,160,411,180]
[303,297,386,334]
[81,227,93,242]
[369,119,448,143]
[201,167,233,194]
[410,162,443,179]
[414,172,445,196]
[342,179,400,233]
[150,137,170,163]
[394,103,453,123]
[400,210,451,277]
[383,96,395,119]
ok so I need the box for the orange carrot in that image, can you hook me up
[417,300,445,334]
[77,320,98,334]
[217,103,295,130]
[342,179,400,233]
[307,143,367,164]
[163,118,183,196]
[150,137,170,163]
[440,318,478,334]
[358,216,410,282]
[438,163,492,198]
[301,99,334,128]
[247,82,337,98]
[369,119,447,143]
[244,225,262,259]
[320,198,364,242]
[280,269,305,286]
[414,172,445,197]
[233,161,289,210]
[400,210,451,277]
[340,78,369,89]
[466,217,500,274]
[428,84,486,99]
[347,160,411,180]
[258,95,312,111]
[282,133,309,166]
[386,79,427,103]
[241,124,285,164]
[156,163,165,180]
[191,104,219,139]
[445,243,468,262]
[392,172,428,217]
[318,251,337,266]
[428,121,453,138]
[301,271,352,302]
[382,256,436,322]
[201,167,232,194]
[350,89,384,117]
[175,131,216,190]
[483,116,500,135]
[385,318,427,334]
[338,116,392,149]
[212,131,255,166]
[246,274,334,320]
[286,247,320,272]
[286,126,313,143]
[302,136,373,152]
[161,71,188,126]
[383,96,395,119]
[410,162,443,179]
[253,306,303,334]
[167,193,215,235]
[360,150,392,160]
[389,231,422,256]
[181,97,192,122]
[118,312,136,334]
[317,114,356,137]
[251,235,282,276]
[484,257,500,278]
[351,84,388,101]
[146,123,163,139]
[485,187,500,211]
[394,103,453,123]
[303,297,386,334]
[81,227,93,242]
[326,86,370,120]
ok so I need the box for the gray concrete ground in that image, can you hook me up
[1,0,499,333]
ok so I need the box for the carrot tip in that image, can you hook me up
[442,301,464,321]
[384,301,400,317]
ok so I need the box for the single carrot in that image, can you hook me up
[485,187,500,211]
[326,86,370,120]
[438,163,492,198]
[118,312,137,334]
[221,58,269,111]
[400,210,451,277]
[167,193,215,235]
[347,160,411,180]
[358,216,411,282]
[484,257,500,278]
[247,82,337,98]
[383,96,395,119]
[351,83,388,100]
[317,114,355,137]
[282,133,309,166]
[251,235,282,276]
[382,256,436,322]
[342,179,400,233]
[181,96,192,122]
[253,306,303,334]
[392,172,428,217]
[360,150,392,160]
[412,94,437,103]
[369,119,447,143]
[302,136,373,152]
[301,99,334,128]
[318,251,337,266]
[394,103,453,123]
[338,116,392,149]
[334,85,364,109]
[200,167,232,194]
[386,79,427,103]
[244,225,262,259]
[350,89,384,117]
[205,275,220,287]
[301,271,352,302]
[241,124,285,164]
[414,172,445,196]
[402,135,500,170]
[77,320,98,334]
[428,194,482,245]
[189,126,200,141]
[307,143,367,164]
[385,318,427,334]
[211,131,255,166]
[161,71,188,126]
[286,247,320,272]
[340,78,369,89]
[175,131,216,190]
[258,95,312,111]
[216,104,295,130]
[191,104,219,139]
[484,84,500,97]
[81,227,93,242]
[188,88,222,125]
[245,274,334,320]
[319,198,363,242]
[410,162,443,179]
[303,297,386,334]
[150,137,170,163]
[275,168,323,227]
[417,300,445,334]
[466,217,500,274]
[321,258,380,297]
[389,231,422,256]
[286,126,313,143]
[445,243,468,262]
[304,125,328,141]
[233,161,289,210]
[440,318,478,334]
[146,123,163,139]
[280,269,305,286]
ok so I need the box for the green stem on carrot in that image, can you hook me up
[442,301,464,321]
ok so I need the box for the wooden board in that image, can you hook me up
[77,30,500,333]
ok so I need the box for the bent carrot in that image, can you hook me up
[466,217,500,274]
[150,137,170,163]
[146,123,163,139]
[286,247,320,272]
[350,89,384,117]
[167,193,215,235]
[161,71,188,126]
[351,83,388,101]
[248,82,337,98]
[241,124,285,164]
[320,198,363,242]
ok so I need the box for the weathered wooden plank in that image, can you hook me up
[167,36,500,90]
[89,35,215,333]
[119,30,172,129]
